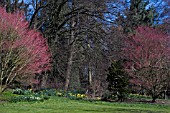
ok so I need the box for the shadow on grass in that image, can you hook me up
[83,108,166,113]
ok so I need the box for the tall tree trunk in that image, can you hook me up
[64,0,76,91]
[64,43,74,90]
[88,65,92,86]
[41,74,48,89]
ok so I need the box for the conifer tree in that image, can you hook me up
[107,60,129,102]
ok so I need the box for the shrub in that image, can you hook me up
[0,7,51,94]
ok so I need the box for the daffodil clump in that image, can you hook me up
[56,91,87,100]
[70,93,87,99]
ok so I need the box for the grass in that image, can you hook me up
[0,96,170,113]
[0,90,19,101]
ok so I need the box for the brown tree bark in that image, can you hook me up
[64,3,76,90]
[64,43,74,90]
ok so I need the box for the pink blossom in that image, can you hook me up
[0,6,51,77]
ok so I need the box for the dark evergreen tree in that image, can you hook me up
[106,60,129,102]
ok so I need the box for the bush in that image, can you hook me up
[0,6,51,94]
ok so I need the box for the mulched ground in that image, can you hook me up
[125,98,170,105]
[104,98,170,105]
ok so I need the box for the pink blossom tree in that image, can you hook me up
[123,26,170,102]
[0,7,51,94]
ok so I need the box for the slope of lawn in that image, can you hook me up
[0,96,170,113]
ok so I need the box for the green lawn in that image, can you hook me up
[0,96,170,113]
